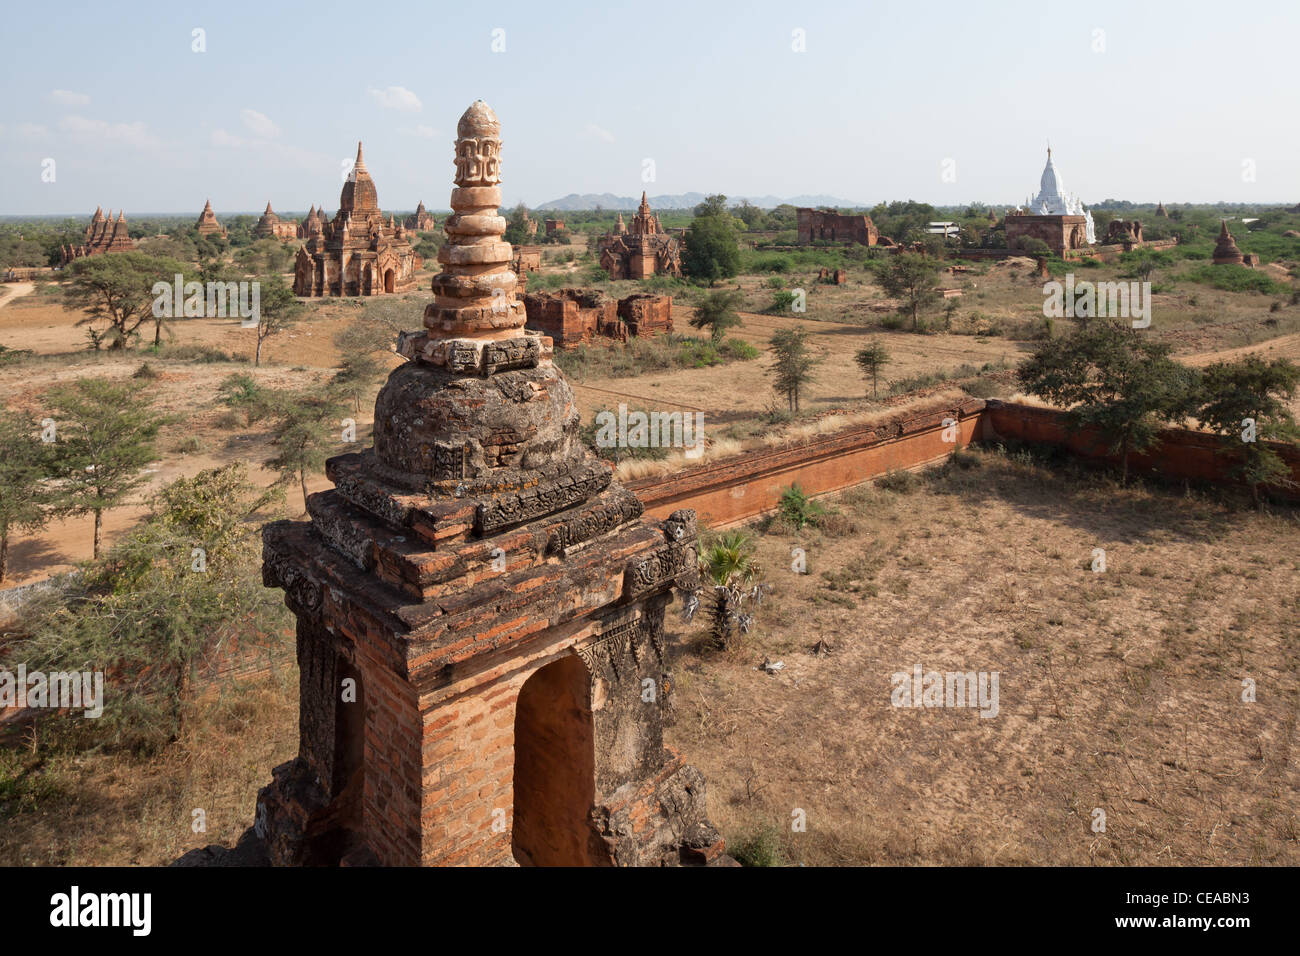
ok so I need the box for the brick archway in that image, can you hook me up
[511,654,601,866]
[384,268,395,293]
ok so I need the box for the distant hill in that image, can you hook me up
[535,192,870,211]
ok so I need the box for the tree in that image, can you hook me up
[689,289,743,344]
[1016,321,1199,483]
[13,463,286,751]
[266,390,346,511]
[683,195,740,283]
[878,252,941,331]
[768,326,821,412]
[855,340,892,399]
[44,378,162,558]
[0,409,54,582]
[331,351,386,412]
[503,203,533,246]
[252,273,303,366]
[64,251,188,350]
[335,299,405,357]
[1196,357,1300,506]
[696,529,762,650]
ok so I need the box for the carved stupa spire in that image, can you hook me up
[395,100,546,376]
[427,100,521,341]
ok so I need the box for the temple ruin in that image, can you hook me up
[292,143,422,297]
[255,101,727,867]
[195,199,227,239]
[596,193,682,280]
[404,201,437,233]
[59,207,133,264]
[797,207,879,246]
[1212,220,1258,267]
[254,202,299,240]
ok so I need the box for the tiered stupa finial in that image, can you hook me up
[398,100,539,374]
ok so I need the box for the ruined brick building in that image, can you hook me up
[597,193,682,280]
[256,101,727,867]
[195,199,227,239]
[797,207,879,245]
[523,289,673,348]
[254,202,300,240]
[59,207,133,264]
[293,142,422,297]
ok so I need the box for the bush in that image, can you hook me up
[731,824,785,867]
[778,483,827,530]
[1183,264,1287,295]
[875,469,920,493]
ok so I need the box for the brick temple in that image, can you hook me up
[404,200,437,233]
[256,101,728,867]
[254,202,299,240]
[1004,148,1095,256]
[597,193,681,280]
[195,199,227,239]
[293,142,422,297]
[59,207,133,264]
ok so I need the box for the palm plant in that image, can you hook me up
[695,530,763,649]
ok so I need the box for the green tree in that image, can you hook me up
[13,463,287,751]
[689,289,743,344]
[0,409,54,582]
[266,390,346,511]
[252,273,304,366]
[331,351,386,413]
[503,203,533,246]
[44,378,163,558]
[878,252,941,331]
[63,251,188,350]
[1196,357,1300,506]
[769,326,821,412]
[1016,321,1199,483]
[683,195,740,283]
[854,340,892,399]
[696,529,762,650]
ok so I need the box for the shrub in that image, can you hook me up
[778,483,827,530]
[875,469,920,493]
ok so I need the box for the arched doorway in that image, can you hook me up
[512,655,600,866]
[384,268,395,293]
[362,264,374,295]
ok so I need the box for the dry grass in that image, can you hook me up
[0,659,298,865]
[667,446,1300,865]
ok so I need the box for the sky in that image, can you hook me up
[1,0,1297,216]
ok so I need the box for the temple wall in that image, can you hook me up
[628,399,1300,528]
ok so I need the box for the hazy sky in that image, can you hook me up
[1,0,1297,215]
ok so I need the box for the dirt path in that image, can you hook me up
[1181,331,1300,367]
[0,282,36,310]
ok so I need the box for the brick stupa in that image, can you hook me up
[195,199,227,238]
[255,101,727,867]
